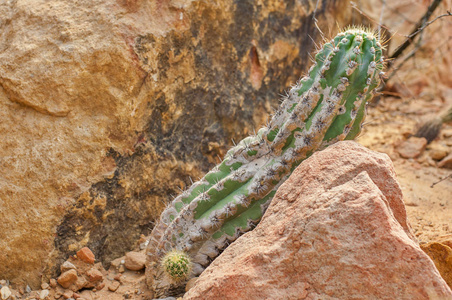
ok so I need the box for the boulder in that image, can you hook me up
[0,0,360,287]
[184,141,452,299]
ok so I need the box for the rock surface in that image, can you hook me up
[184,141,452,300]
[0,0,360,287]
[421,242,452,289]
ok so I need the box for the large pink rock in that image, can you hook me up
[184,141,452,300]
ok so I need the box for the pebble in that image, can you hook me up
[49,279,57,288]
[26,285,32,293]
[124,252,146,271]
[57,269,78,289]
[41,283,49,290]
[1,286,11,300]
[396,136,427,158]
[63,290,73,299]
[108,281,120,292]
[76,247,95,264]
[85,268,103,283]
[118,265,125,273]
[438,153,452,169]
[61,261,77,272]
[110,257,125,268]
[39,289,49,299]
[95,282,105,291]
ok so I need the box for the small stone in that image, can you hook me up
[85,268,103,283]
[113,274,122,281]
[39,289,49,299]
[58,270,78,289]
[124,252,146,271]
[72,292,80,299]
[1,286,11,300]
[76,247,95,264]
[49,279,57,288]
[61,261,77,273]
[26,285,32,293]
[118,265,125,273]
[63,290,73,299]
[71,276,87,292]
[438,153,452,169]
[110,257,125,269]
[396,136,427,158]
[95,282,105,291]
[41,283,49,290]
[108,281,120,292]
[428,144,449,161]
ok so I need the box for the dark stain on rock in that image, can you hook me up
[53,0,353,277]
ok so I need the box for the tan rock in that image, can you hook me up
[124,252,146,271]
[397,136,428,158]
[110,257,125,269]
[76,247,95,264]
[184,141,452,300]
[60,261,76,273]
[39,289,49,300]
[95,282,105,291]
[0,0,361,287]
[62,289,73,299]
[428,143,449,160]
[57,270,78,289]
[108,281,120,292]
[421,242,452,289]
[69,276,88,292]
[438,153,452,169]
[85,268,103,283]
[49,279,57,288]
[0,286,11,300]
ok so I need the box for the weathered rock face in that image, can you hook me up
[0,0,359,287]
[184,141,452,300]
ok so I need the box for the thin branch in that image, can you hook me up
[431,174,452,188]
[389,0,445,61]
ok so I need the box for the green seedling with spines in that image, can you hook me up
[146,26,385,297]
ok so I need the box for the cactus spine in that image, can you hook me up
[146,27,385,296]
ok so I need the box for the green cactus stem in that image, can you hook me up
[145,26,385,297]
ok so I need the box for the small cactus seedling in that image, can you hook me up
[145,26,385,297]
[161,250,192,281]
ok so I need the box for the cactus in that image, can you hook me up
[161,250,192,281]
[145,26,385,297]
